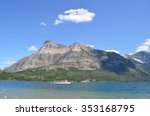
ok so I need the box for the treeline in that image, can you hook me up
[0,68,150,82]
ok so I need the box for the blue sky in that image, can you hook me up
[1,0,150,69]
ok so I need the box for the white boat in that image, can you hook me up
[53,80,71,84]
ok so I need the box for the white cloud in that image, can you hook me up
[4,60,17,66]
[136,39,150,52]
[105,50,120,54]
[128,53,133,55]
[0,60,17,69]
[86,44,94,48]
[54,19,62,25]
[28,46,38,52]
[136,45,149,52]
[54,8,95,25]
[0,56,19,69]
[40,22,47,27]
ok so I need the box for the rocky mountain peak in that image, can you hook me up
[136,51,150,55]
[70,42,89,52]
[38,40,68,54]
[130,51,150,64]
[72,42,82,46]
[42,40,62,48]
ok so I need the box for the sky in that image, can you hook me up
[0,0,150,69]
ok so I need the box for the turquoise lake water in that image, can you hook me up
[0,80,150,99]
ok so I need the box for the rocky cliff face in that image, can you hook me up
[5,41,136,73]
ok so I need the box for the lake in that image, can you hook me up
[0,80,150,99]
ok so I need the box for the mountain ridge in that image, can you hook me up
[5,40,136,73]
[2,40,150,82]
[129,51,150,64]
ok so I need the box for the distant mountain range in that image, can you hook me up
[1,41,150,82]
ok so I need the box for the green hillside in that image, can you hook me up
[0,68,150,82]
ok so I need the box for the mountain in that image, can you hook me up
[129,51,150,64]
[6,41,99,72]
[125,51,150,77]
[3,41,150,82]
[6,40,135,73]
